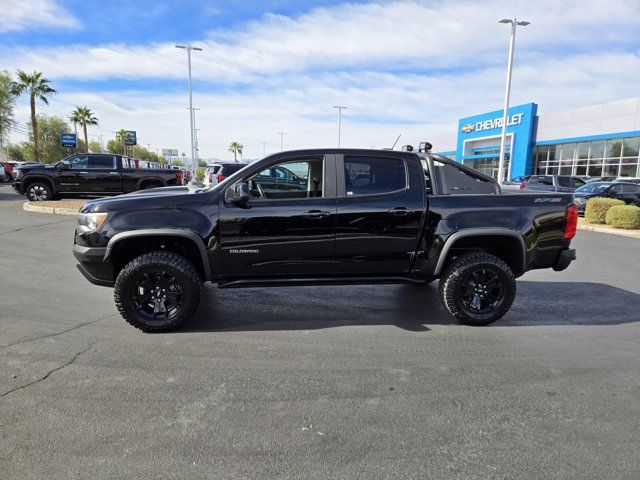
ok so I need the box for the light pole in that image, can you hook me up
[175,44,203,172]
[192,108,201,157]
[333,105,347,147]
[278,132,286,151]
[496,18,529,185]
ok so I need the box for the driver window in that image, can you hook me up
[69,155,89,169]
[247,159,323,200]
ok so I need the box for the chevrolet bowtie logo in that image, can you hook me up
[461,124,475,133]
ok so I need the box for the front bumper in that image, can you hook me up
[72,244,114,287]
[12,180,23,194]
[553,248,576,272]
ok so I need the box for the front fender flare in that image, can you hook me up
[105,228,212,280]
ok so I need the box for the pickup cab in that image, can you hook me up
[72,148,578,332]
[13,153,181,201]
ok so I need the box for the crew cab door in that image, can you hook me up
[85,154,121,192]
[335,153,425,274]
[217,154,337,277]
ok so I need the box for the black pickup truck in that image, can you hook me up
[13,153,181,201]
[73,148,577,332]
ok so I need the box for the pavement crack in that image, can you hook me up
[0,343,94,399]
[0,314,116,348]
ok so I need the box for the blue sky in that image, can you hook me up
[2,0,639,160]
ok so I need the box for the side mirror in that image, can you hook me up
[59,162,70,171]
[224,182,250,206]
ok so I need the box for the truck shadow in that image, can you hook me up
[183,281,640,332]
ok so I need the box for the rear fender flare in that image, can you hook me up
[434,228,526,276]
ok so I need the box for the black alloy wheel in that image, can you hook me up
[114,251,202,332]
[130,269,185,321]
[439,252,516,326]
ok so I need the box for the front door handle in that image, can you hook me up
[303,210,331,219]
[387,207,410,216]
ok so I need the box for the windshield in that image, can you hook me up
[575,182,610,193]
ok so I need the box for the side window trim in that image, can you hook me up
[224,154,336,204]
[336,154,409,198]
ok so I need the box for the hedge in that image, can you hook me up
[584,197,625,224]
[605,204,640,229]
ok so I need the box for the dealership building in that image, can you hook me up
[429,96,640,180]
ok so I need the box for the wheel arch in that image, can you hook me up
[434,228,526,277]
[105,229,211,281]
[22,175,56,195]
[137,177,165,190]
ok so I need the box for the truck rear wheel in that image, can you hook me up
[114,251,202,332]
[438,252,515,326]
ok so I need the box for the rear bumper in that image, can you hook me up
[553,248,576,272]
[72,244,114,287]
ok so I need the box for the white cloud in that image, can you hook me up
[0,0,80,33]
[4,0,640,159]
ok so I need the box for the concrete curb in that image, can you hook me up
[23,202,79,216]
[578,222,640,239]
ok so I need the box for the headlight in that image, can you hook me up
[77,212,108,233]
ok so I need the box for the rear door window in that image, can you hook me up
[557,177,571,187]
[87,156,116,169]
[344,156,406,196]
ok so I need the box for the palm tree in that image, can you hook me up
[116,129,131,155]
[70,106,98,153]
[228,141,243,162]
[11,70,56,163]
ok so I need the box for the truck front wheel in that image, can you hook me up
[26,181,53,201]
[114,251,202,332]
[438,253,515,326]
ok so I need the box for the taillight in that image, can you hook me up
[519,183,526,191]
[217,173,225,183]
[177,171,183,184]
[564,203,578,239]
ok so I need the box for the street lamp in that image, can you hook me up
[175,44,203,172]
[333,105,347,147]
[496,18,529,185]
[278,132,286,151]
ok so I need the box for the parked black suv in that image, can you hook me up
[573,181,640,214]
[73,149,577,332]
[13,153,181,201]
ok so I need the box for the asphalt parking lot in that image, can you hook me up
[1,183,639,480]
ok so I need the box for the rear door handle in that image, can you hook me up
[303,210,331,219]
[387,207,410,216]
[109,172,119,175]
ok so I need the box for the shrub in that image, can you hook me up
[605,205,640,229]
[584,197,625,224]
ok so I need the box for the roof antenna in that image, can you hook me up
[390,134,401,150]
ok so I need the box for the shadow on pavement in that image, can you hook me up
[182,281,640,333]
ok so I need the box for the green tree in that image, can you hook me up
[0,70,16,154]
[6,143,26,162]
[69,106,98,153]
[116,129,131,154]
[20,114,75,163]
[11,70,57,163]
[228,141,243,162]
[88,140,102,153]
[106,138,124,155]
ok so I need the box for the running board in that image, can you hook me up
[217,276,428,289]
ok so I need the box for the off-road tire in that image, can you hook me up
[26,181,53,201]
[114,251,202,332]
[438,252,516,326]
